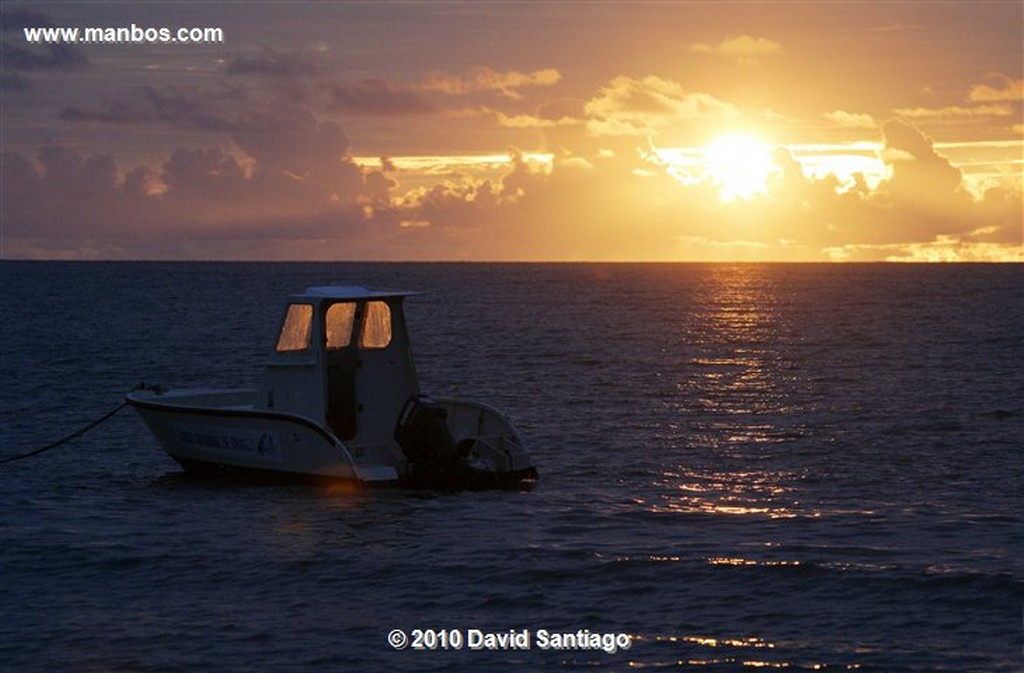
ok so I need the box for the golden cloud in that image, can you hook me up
[420,67,561,100]
[690,35,783,64]
[487,108,581,129]
[892,105,1014,119]
[584,75,738,137]
[969,73,1024,102]
[824,110,877,129]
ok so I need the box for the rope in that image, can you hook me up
[0,400,129,466]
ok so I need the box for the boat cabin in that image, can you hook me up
[258,286,420,461]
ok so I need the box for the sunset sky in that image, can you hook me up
[2,1,1021,261]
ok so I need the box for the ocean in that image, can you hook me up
[0,261,1020,672]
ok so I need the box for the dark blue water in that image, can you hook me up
[1,262,1021,672]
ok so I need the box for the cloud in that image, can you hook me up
[328,79,441,115]
[0,132,402,259]
[877,119,966,214]
[892,104,1014,119]
[486,108,581,129]
[1,145,138,242]
[825,237,1023,263]
[876,119,965,217]
[421,67,561,100]
[886,73,1021,134]
[225,47,320,77]
[0,9,87,90]
[60,85,239,131]
[161,146,247,196]
[968,73,1023,102]
[1,72,32,91]
[690,35,782,64]
[824,110,876,129]
[3,62,1020,262]
[3,89,407,257]
[852,119,1021,249]
[584,76,738,138]
[868,23,920,33]
[4,111,1021,261]
[885,236,1023,262]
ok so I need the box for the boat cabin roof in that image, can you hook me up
[290,285,421,302]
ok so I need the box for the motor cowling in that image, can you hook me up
[394,395,532,490]
[394,395,463,468]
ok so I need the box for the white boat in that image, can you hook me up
[126,286,538,489]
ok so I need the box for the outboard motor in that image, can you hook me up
[395,395,483,487]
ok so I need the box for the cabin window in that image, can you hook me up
[275,303,313,352]
[326,302,357,349]
[359,301,392,349]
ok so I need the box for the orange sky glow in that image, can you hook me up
[1,2,1021,261]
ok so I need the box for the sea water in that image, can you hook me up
[0,261,1020,672]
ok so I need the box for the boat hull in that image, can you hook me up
[126,388,537,489]
[126,388,398,484]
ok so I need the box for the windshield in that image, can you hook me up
[326,302,357,349]
[360,301,392,349]
[275,303,313,352]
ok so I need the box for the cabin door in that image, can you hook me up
[351,300,419,444]
[326,354,357,440]
[324,302,358,440]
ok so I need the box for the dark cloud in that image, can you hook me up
[2,37,84,72]
[57,75,439,138]
[232,105,355,180]
[1,71,31,92]
[60,85,238,131]
[328,79,441,116]
[162,147,247,195]
[226,47,320,77]
[1,145,123,241]
[1,8,88,91]
[0,104,409,257]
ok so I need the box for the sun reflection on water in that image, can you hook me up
[645,266,825,519]
[628,632,863,670]
[635,465,811,519]
[684,635,775,649]
[619,269,874,673]
[682,266,800,419]
[707,556,803,568]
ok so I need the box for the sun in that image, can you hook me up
[702,132,776,202]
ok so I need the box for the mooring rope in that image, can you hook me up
[0,400,130,466]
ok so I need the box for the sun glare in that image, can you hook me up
[703,133,776,202]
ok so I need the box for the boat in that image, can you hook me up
[126,285,538,489]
